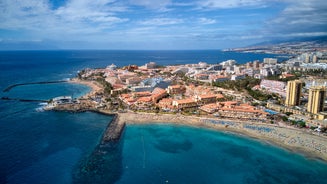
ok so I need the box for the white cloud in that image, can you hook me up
[283,32,327,37]
[265,0,327,37]
[128,0,171,10]
[139,18,184,26]
[0,0,128,37]
[0,0,51,29]
[198,18,216,24]
[55,0,128,24]
[197,0,266,9]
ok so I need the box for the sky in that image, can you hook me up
[0,0,326,50]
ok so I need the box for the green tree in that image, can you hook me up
[282,116,288,122]
[297,121,306,128]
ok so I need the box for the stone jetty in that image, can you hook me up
[1,97,49,103]
[3,80,68,92]
[101,114,126,143]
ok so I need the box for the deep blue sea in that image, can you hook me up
[1,50,326,184]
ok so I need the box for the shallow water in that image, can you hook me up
[116,124,327,184]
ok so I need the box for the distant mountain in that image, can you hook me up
[249,36,327,47]
[226,36,327,54]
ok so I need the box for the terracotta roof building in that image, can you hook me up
[167,85,186,95]
[172,98,197,109]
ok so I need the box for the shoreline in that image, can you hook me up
[69,79,327,162]
[69,78,102,98]
[112,111,327,162]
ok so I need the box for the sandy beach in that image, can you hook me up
[111,111,327,162]
[71,79,327,162]
[69,78,102,98]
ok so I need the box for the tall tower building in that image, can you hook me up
[305,54,310,63]
[285,80,303,106]
[307,86,326,114]
[253,60,260,69]
[263,58,277,65]
[312,55,318,63]
[246,62,253,69]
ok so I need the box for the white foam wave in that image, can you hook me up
[35,107,44,112]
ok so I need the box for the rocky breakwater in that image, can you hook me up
[101,114,126,143]
[73,113,125,184]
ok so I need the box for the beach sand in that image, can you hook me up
[69,78,102,98]
[113,111,327,162]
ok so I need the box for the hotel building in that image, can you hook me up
[307,86,326,114]
[285,80,303,106]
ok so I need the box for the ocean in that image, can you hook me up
[1,50,326,184]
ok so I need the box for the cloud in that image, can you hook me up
[264,0,327,38]
[0,0,326,49]
[139,18,184,26]
[55,0,128,24]
[197,18,216,24]
[0,0,128,37]
[196,0,267,9]
[128,0,172,11]
[0,0,51,29]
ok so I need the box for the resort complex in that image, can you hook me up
[48,51,327,131]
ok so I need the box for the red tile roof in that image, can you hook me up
[175,98,195,104]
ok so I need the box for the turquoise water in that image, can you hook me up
[117,124,327,184]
